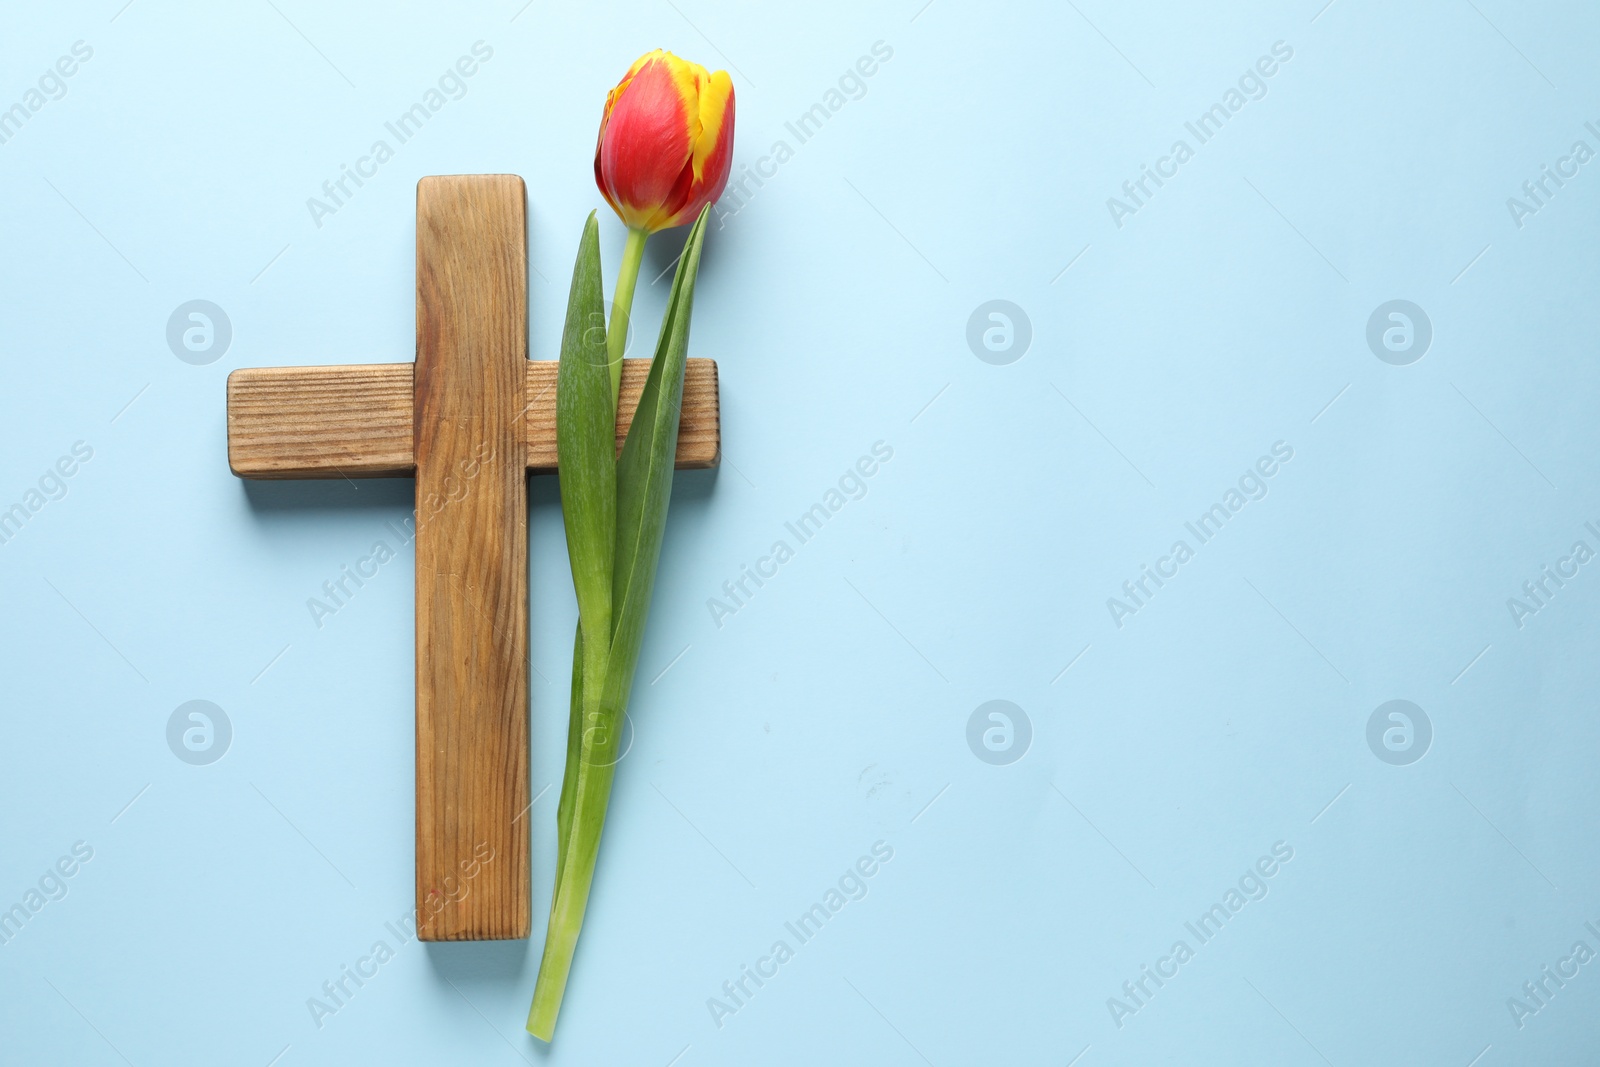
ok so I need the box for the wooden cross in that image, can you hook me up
[226,175,720,940]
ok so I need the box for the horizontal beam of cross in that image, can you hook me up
[226,358,720,479]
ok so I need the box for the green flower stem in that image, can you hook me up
[527,636,617,1041]
[607,226,649,404]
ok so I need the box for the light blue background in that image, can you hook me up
[2,0,1598,1064]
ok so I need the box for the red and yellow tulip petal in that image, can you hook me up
[663,70,734,228]
[594,49,737,233]
[595,55,695,229]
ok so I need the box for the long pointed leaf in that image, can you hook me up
[556,212,615,648]
[604,207,710,709]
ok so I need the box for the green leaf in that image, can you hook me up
[603,207,710,711]
[554,621,583,879]
[556,212,615,651]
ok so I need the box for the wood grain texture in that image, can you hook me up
[226,358,720,478]
[226,363,414,477]
[412,175,529,941]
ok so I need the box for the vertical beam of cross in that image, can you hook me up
[412,175,529,940]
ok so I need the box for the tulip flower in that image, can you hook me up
[525,48,730,1044]
[593,49,734,402]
